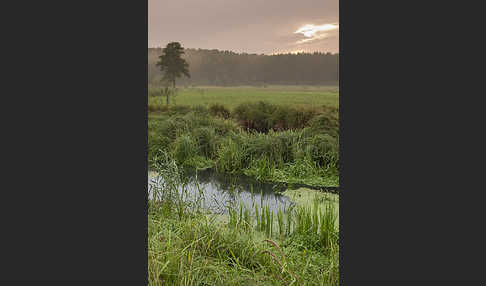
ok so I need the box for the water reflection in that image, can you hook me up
[149,169,294,214]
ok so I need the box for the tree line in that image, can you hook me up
[148,47,338,86]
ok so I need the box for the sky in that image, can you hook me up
[148,0,339,55]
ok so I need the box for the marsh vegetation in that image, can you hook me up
[148,157,339,285]
[149,98,339,187]
[148,43,339,285]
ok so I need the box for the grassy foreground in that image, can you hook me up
[148,159,339,285]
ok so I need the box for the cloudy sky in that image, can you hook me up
[148,0,339,54]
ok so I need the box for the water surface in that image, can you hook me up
[149,169,294,214]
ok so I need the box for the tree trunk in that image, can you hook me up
[166,89,169,106]
[170,79,176,106]
[166,79,176,107]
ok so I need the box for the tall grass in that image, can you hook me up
[148,157,339,285]
[149,108,339,186]
[149,100,339,187]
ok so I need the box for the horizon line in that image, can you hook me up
[147,46,338,55]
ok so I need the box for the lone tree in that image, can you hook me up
[156,42,190,105]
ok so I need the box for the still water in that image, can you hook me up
[148,169,295,214]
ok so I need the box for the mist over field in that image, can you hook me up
[148,48,339,86]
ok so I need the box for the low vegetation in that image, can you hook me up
[148,85,339,109]
[148,100,339,187]
[148,158,339,285]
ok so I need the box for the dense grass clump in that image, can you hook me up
[148,106,339,186]
[209,103,231,119]
[192,127,217,158]
[308,113,339,138]
[148,99,339,186]
[172,134,198,164]
[233,101,276,132]
[300,134,339,170]
[232,101,334,133]
[270,105,318,131]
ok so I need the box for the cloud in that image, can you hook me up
[294,23,338,44]
[296,33,329,44]
[148,0,338,54]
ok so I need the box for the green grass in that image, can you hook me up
[149,85,339,110]
[148,98,339,187]
[283,188,339,227]
[148,111,339,186]
[148,160,339,285]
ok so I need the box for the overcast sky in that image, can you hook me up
[148,0,339,54]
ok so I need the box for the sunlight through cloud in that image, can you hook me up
[294,23,338,44]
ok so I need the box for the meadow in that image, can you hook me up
[148,85,339,110]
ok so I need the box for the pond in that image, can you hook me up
[148,168,295,215]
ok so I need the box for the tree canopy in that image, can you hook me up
[155,42,190,87]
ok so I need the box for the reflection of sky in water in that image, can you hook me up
[148,169,294,214]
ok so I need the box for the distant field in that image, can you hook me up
[148,85,339,110]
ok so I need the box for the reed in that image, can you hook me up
[148,138,339,286]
